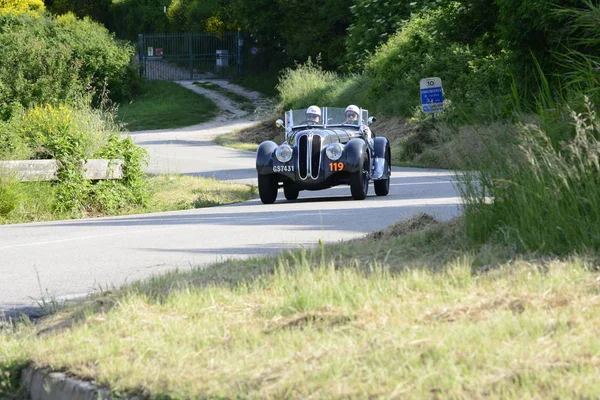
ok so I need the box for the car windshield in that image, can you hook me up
[285,107,367,129]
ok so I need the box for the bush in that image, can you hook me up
[15,104,108,160]
[364,5,513,118]
[344,0,415,71]
[277,58,342,110]
[0,13,84,120]
[0,12,139,121]
[7,101,149,214]
[0,177,19,216]
[0,119,30,160]
[95,134,149,209]
[55,13,141,102]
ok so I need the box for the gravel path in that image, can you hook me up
[128,80,274,141]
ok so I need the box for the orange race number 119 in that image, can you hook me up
[329,162,344,172]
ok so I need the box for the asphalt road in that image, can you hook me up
[0,87,462,317]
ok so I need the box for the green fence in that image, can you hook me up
[138,32,243,80]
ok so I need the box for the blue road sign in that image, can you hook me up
[420,78,444,113]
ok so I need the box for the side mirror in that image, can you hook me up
[275,119,284,128]
[367,116,376,126]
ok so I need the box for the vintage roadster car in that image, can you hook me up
[255,106,391,204]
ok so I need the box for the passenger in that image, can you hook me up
[343,104,360,125]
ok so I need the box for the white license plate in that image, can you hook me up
[273,165,294,172]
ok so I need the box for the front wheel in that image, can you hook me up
[258,174,278,204]
[350,154,370,200]
[283,182,299,200]
[374,147,391,196]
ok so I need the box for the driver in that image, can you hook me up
[305,105,321,124]
[344,104,360,124]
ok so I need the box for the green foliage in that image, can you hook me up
[231,0,351,70]
[0,13,139,121]
[2,101,149,214]
[108,0,171,40]
[0,13,84,120]
[54,13,141,102]
[556,0,600,102]
[49,0,110,23]
[0,119,30,160]
[95,134,149,209]
[0,177,20,216]
[366,6,512,117]
[15,104,108,160]
[344,0,416,71]
[276,58,341,110]
[463,97,600,253]
[15,104,91,211]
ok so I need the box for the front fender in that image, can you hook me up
[372,137,390,180]
[344,138,368,172]
[256,141,278,174]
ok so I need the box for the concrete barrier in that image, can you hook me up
[20,368,116,400]
[0,159,124,182]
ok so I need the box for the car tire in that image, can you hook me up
[283,182,299,200]
[374,146,391,196]
[350,154,370,200]
[258,174,278,204]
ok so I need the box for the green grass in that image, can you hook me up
[462,96,600,253]
[193,81,255,113]
[116,81,218,131]
[2,215,599,399]
[0,175,257,224]
[232,71,280,98]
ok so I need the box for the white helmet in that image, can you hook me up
[345,105,360,118]
[306,105,321,122]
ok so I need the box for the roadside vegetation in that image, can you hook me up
[0,7,252,225]
[2,215,600,398]
[0,175,256,224]
[116,81,219,131]
[214,119,280,152]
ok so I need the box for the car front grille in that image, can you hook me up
[298,133,322,180]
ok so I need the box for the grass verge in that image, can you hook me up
[214,119,281,153]
[116,81,218,131]
[0,175,257,224]
[2,215,599,398]
[194,81,255,113]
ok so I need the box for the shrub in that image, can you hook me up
[276,58,342,110]
[362,5,513,119]
[8,102,149,213]
[54,13,141,102]
[0,177,19,216]
[344,0,415,71]
[94,134,149,210]
[15,104,108,161]
[0,119,31,160]
[0,13,85,120]
[0,12,139,121]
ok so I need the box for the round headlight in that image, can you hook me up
[326,143,344,161]
[275,144,293,162]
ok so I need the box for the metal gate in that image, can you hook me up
[138,32,242,80]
